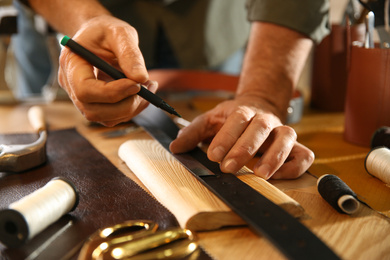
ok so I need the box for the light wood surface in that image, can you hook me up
[118,139,303,231]
[1,100,390,260]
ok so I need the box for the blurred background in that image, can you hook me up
[0,0,359,105]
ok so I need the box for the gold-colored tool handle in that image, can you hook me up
[28,106,46,132]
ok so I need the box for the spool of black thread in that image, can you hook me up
[317,174,359,214]
[371,126,390,149]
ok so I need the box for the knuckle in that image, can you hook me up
[303,148,315,164]
[57,71,66,90]
[116,28,141,54]
[283,125,298,140]
[83,111,99,122]
[227,142,258,164]
[59,49,69,68]
[202,113,223,136]
[111,24,138,39]
[286,150,314,179]
[277,125,297,140]
[266,148,291,167]
[252,115,273,133]
[124,24,139,38]
[73,87,89,103]
[231,145,254,159]
[234,107,255,123]
[275,149,289,163]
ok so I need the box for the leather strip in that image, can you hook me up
[133,105,341,260]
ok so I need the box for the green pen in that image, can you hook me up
[60,35,181,118]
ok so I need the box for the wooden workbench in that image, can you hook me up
[0,100,389,260]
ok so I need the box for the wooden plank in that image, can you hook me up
[118,138,304,231]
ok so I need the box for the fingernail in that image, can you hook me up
[211,146,226,162]
[222,159,238,173]
[256,164,272,179]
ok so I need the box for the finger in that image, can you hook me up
[110,26,148,83]
[270,143,315,179]
[218,114,276,173]
[61,49,142,104]
[207,107,255,163]
[252,125,297,179]
[73,94,140,124]
[75,81,157,125]
[72,17,148,84]
[170,112,224,154]
[76,78,141,104]
[58,48,83,98]
[129,80,160,118]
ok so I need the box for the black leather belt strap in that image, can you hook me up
[133,105,340,260]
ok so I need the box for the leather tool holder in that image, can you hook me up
[344,44,390,147]
[311,24,365,111]
[0,129,210,259]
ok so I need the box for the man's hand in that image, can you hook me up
[170,96,314,179]
[58,15,155,126]
[172,21,315,179]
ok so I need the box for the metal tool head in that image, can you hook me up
[0,130,47,172]
[365,11,375,48]
[0,106,47,173]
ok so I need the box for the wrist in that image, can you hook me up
[28,0,111,36]
[237,21,313,122]
[235,90,289,123]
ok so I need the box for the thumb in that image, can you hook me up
[170,115,215,154]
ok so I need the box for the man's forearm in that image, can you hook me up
[26,0,111,36]
[237,21,313,121]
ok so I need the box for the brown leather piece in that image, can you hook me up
[311,24,365,111]
[0,129,210,259]
[344,45,390,147]
[149,69,239,92]
[149,69,303,123]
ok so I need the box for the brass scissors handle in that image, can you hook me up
[78,220,198,260]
